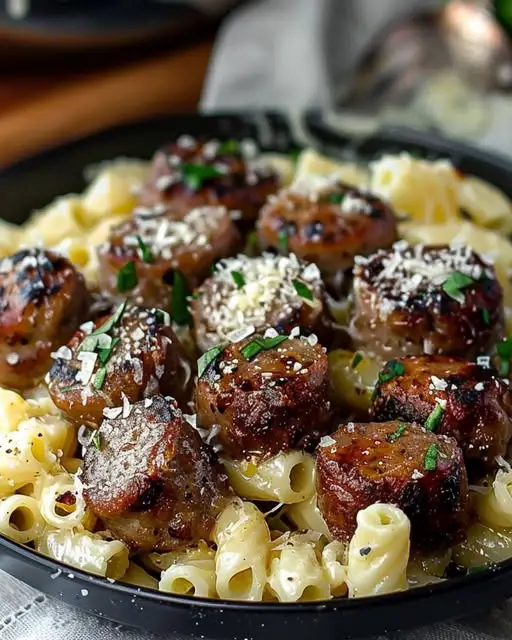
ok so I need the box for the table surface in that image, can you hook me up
[0,39,213,168]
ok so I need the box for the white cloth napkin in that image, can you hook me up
[2,1,512,639]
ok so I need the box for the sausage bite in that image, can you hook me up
[195,332,332,460]
[351,242,504,360]
[0,248,88,389]
[257,181,397,276]
[371,355,512,478]
[82,396,230,552]
[97,205,241,310]
[316,421,470,549]
[138,136,280,225]
[48,303,194,427]
[191,253,333,352]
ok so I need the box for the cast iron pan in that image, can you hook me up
[0,112,511,640]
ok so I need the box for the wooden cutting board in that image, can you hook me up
[0,39,213,167]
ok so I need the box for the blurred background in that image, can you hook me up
[0,0,511,165]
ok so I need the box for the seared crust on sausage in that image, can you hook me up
[82,396,230,552]
[195,334,332,460]
[316,421,470,549]
[191,253,334,352]
[138,137,279,224]
[97,205,242,310]
[371,355,512,478]
[0,249,88,389]
[257,182,398,275]
[351,242,504,360]
[48,304,194,427]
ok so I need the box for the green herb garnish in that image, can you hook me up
[97,337,120,366]
[387,423,408,443]
[292,279,314,301]
[351,352,363,369]
[240,335,289,361]
[289,148,303,164]
[425,402,444,432]
[136,235,154,264]
[91,300,127,337]
[442,271,475,303]
[91,430,102,450]
[117,262,138,293]
[496,337,512,377]
[170,270,192,326]
[327,192,345,205]
[244,231,260,257]
[217,139,240,155]
[378,360,405,384]
[181,163,224,190]
[198,344,228,378]
[93,367,107,390]
[424,443,439,471]
[278,229,289,254]
[482,308,490,326]
[231,271,246,289]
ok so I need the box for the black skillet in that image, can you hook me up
[0,112,511,640]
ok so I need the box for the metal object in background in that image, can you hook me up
[331,0,512,140]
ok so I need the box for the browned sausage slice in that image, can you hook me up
[195,333,332,460]
[48,304,194,427]
[371,355,512,479]
[0,248,88,389]
[257,182,398,275]
[191,253,333,353]
[351,242,504,360]
[138,137,280,225]
[316,421,470,549]
[97,205,242,311]
[82,396,230,552]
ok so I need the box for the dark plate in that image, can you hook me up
[0,112,512,640]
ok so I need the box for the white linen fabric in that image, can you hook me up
[1,1,512,638]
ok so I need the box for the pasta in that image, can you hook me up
[267,532,331,602]
[475,470,512,529]
[285,494,332,539]
[213,500,270,601]
[347,504,411,598]
[0,145,511,603]
[0,494,45,544]
[224,451,316,503]
[370,153,460,223]
[159,546,217,598]
[35,530,129,579]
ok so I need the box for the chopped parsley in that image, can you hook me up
[482,308,490,326]
[327,192,345,205]
[442,271,475,303]
[91,430,102,450]
[240,335,289,361]
[93,367,107,390]
[217,139,240,155]
[424,444,439,471]
[289,148,303,164]
[351,352,363,369]
[277,229,289,254]
[497,337,512,377]
[231,270,246,289]
[425,402,444,432]
[97,337,120,366]
[181,163,224,190]
[378,360,405,384]
[136,235,154,264]
[117,262,138,293]
[91,300,127,337]
[292,279,314,301]
[170,270,192,326]
[198,344,228,378]
[387,423,407,443]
